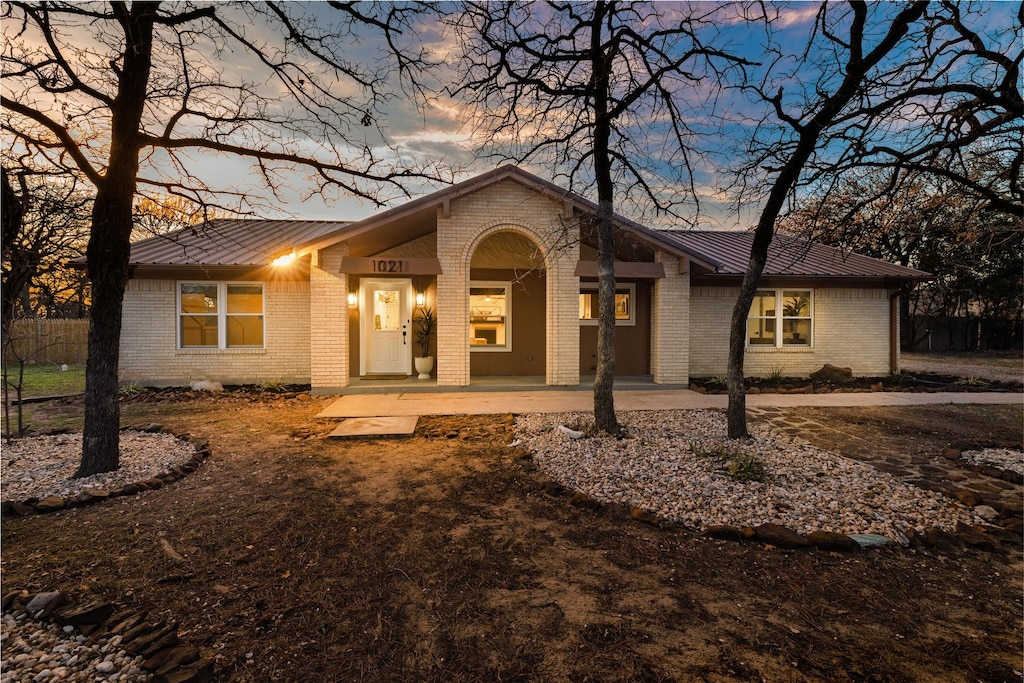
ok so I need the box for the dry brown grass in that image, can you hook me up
[2,395,1022,682]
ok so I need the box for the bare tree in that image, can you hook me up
[2,168,92,326]
[2,1,448,476]
[723,1,1022,438]
[784,164,1023,350]
[451,1,748,433]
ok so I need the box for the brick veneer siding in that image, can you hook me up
[689,286,896,377]
[436,180,580,386]
[119,278,311,386]
[310,244,350,392]
[651,254,690,384]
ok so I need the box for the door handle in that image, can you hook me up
[402,323,407,345]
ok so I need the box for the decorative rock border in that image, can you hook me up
[531,467,1018,553]
[2,588,214,682]
[0,426,210,519]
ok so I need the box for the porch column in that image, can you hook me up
[546,246,580,386]
[436,214,470,386]
[310,244,350,392]
[651,253,690,384]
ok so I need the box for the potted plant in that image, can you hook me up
[413,307,435,379]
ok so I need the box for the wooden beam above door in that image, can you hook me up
[339,257,443,275]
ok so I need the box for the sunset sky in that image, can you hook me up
[3,1,1019,231]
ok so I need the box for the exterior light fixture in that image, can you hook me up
[271,251,296,267]
[348,292,357,307]
[415,291,425,307]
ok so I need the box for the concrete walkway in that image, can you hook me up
[317,388,1023,419]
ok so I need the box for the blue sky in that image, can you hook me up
[4,1,1018,231]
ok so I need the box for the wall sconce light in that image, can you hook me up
[271,251,296,267]
[347,291,357,307]
[415,291,425,307]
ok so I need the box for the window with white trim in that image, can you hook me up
[579,283,636,326]
[746,290,812,347]
[179,282,264,349]
[469,281,511,351]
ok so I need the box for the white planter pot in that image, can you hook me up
[414,356,434,379]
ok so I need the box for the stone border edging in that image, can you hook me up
[1,425,210,519]
[525,457,1018,553]
[2,588,215,683]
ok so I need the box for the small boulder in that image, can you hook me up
[973,505,1000,522]
[806,530,861,552]
[189,380,223,393]
[754,523,808,549]
[54,599,115,626]
[630,508,661,526]
[952,489,981,507]
[25,591,65,618]
[569,493,602,512]
[922,527,960,551]
[33,496,66,513]
[955,521,1001,551]
[809,364,854,383]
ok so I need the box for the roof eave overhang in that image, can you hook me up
[691,273,934,287]
[124,259,312,280]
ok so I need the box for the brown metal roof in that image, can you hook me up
[126,219,351,266]
[112,167,929,283]
[654,230,932,280]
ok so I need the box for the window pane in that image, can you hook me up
[373,289,401,331]
[747,318,776,345]
[747,291,775,345]
[782,291,810,318]
[181,315,218,347]
[579,292,596,320]
[227,285,263,314]
[227,315,264,347]
[470,285,508,347]
[614,292,630,320]
[181,284,217,314]
[783,319,811,346]
[749,291,774,317]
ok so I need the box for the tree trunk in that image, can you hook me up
[726,1,927,438]
[589,3,619,435]
[1,169,26,340]
[76,3,158,477]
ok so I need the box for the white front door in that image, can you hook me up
[361,279,412,376]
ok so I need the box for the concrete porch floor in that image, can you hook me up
[333,375,669,395]
[317,385,1023,419]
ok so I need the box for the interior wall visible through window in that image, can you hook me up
[579,282,636,326]
[469,281,511,351]
[179,281,264,349]
[746,289,812,348]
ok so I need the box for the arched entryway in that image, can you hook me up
[468,230,547,379]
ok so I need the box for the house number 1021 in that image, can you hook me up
[373,259,405,273]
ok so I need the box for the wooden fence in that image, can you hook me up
[3,319,90,365]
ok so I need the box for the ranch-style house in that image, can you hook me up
[114,165,929,392]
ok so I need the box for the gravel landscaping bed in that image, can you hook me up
[2,431,197,503]
[1,432,201,683]
[961,447,1024,476]
[515,409,985,540]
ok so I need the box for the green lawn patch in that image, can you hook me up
[2,363,87,399]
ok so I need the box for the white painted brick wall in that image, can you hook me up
[119,278,311,386]
[689,286,895,377]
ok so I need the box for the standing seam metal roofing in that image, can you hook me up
[653,230,931,279]
[127,219,351,266]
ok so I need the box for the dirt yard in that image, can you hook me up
[2,394,1022,682]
